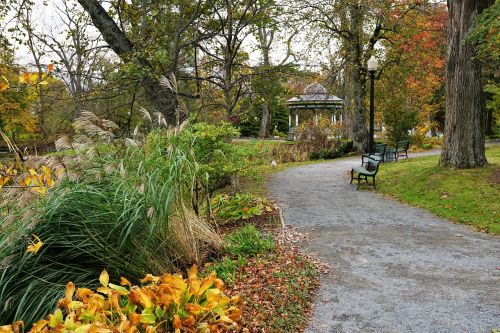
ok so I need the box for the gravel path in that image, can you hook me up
[268,149,500,333]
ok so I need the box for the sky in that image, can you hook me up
[4,0,334,73]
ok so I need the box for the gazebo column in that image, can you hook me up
[313,110,318,125]
[295,112,299,127]
[288,112,292,131]
[333,113,337,124]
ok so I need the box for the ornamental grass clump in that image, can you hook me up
[0,129,221,326]
[0,266,241,333]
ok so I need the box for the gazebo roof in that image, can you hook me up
[286,83,343,110]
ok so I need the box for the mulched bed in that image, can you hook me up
[215,209,282,234]
[228,243,320,333]
[207,217,329,333]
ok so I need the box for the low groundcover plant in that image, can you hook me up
[0,266,241,333]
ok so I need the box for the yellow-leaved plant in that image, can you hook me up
[0,164,60,195]
[0,266,241,333]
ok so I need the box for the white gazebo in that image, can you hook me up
[286,83,344,136]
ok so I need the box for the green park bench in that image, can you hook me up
[350,155,380,190]
[385,140,410,162]
[394,140,410,161]
[362,143,387,162]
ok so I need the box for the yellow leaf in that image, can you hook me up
[46,177,55,188]
[74,324,91,333]
[40,165,50,175]
[76,288,94,301]
[65,282,76,299]
[31,186,47,195]
[19,72,30,83]
[0,176,11,187]
[197,272,216,296]
[129,287,153,308]
[219,315,233,323]
[48,309,63,327]
[99,270,109,287]
[0,325,14,333]
[29,319,48,333]
[29,73,39,85]
[183,315,195,327]
[188,265,198,279]
[120,277,132,287]
[184,303,204,315]
[172,315,182,329]
[69,301,83,310]
[0,82,9,92]
[214,278,224,290]
[140,274,159,284]
[159,274,186,291]
[26,234,43,254]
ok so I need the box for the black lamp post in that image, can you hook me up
[367,55,379,154]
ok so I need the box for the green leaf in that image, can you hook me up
[155,306,165,319]
[108,283,129,294]
[49,308,63,327]
[140,308,156,324]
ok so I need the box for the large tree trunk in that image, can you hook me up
[349,70,368,152]
[346,4,368,152]
[440,0,493,168]
[259,103,271,137]
[258,27,272,138]
[76,0,180,126]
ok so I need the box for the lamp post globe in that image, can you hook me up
[367,55,379,72]
[367,56,378,154]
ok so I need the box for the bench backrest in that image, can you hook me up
[365,156,380,174]
[396,140,409,151]
[374,143,386,154]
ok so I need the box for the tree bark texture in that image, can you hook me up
[259,103,271,138]
[345,4,368,152]
[258,27,272,138]
[440,0,492,168]
[77,0,180,126]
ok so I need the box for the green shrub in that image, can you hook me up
[224,225,274,257]
[177,122,244,212]
[384,108,418,145]
[309,140,353,160]
[210,193,275,222]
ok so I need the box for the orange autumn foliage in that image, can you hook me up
[0,266,241,333]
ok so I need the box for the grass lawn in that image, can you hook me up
[377,145,500,234]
